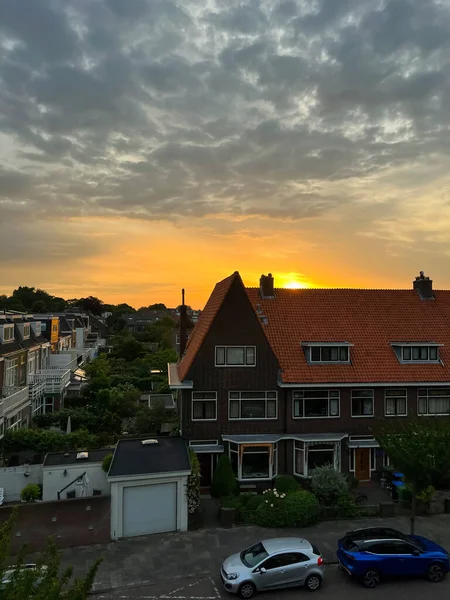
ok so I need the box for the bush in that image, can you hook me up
[246,495,265,511]
[344,473,358,490]
[20,484,41,503]
[283,490,320,527]
[254,489,286,528]
[102,453,113,473]
[187,450,201,514]
[211,455,237,498]
[398,486,412,505]
[274,475,300,494]
[311,464,348,506]
[336,493,358,518]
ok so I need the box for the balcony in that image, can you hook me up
[1,386,30,418]
[28,374,46,402]
[30,368,71,395]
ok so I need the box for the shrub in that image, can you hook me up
[274,475,300,494]
[311,464,348,506]
[102,453,113,473]
[398,486,412,505]
[283,490,320,527]
[336,493,358,518]
[211,455,237,498]
[20,484,41,503]
[246,495,265,511]
[254,489,286,528]
[344,473,358,490]
[187,450,201,514]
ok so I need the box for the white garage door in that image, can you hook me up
[122,482,177,537]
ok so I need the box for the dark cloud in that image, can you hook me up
[1,0,450,233]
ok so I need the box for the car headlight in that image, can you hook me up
[227,573,239,581]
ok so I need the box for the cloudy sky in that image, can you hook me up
[1,0,450,308]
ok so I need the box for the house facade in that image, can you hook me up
[169,271,450,489]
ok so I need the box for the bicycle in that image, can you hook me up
[354,491,368,505]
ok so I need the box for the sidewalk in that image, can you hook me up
[61,515,450,593]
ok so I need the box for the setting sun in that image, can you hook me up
[278,273,312,290]
[284,280,309,289]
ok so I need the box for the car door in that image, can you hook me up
[279,552,312,586]
[387,542,424,576]
[256,554,296,590]
[365,542,400,575]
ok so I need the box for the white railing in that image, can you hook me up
[1,386,30,416]
[30,369,71,395]
[28,375,46,402]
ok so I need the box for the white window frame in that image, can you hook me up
[3,325,14,342]
[385,389,407,416]
[292,390,340,419]
[5,358,18,387]
[309,346,350,363]
[401,345,439,362]
[229,442,278,482]
[215,345,256,367]
[417,388,450,416]
[228,391,278,420]
[351,389,374,417]
[191,391,217,421]
[294,440,339,478]
[23,324,30,339]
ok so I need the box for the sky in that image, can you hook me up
[2,0,450,309]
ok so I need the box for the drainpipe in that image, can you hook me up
[57,471,86,500]
[284,383,288,474]
[179,289,187,357]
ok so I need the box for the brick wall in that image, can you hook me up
[0,496,110,553]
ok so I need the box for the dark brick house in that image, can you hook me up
[169,271,450,489]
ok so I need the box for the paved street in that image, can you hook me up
[93,566,450,600]
[58,514,450,594]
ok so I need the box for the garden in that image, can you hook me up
[211,457,379,528]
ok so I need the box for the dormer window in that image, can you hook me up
[303,342,352,364]
[3,325,14,343]
[23,324,30,339]
[392,343,442,363]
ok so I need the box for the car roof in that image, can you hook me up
[262,537,313,554]
[346,527,407,540]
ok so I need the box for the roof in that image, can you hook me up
[263,538,313,554]
[178,272,240,381]
[246,287,450,384]
[43,448,112,467]
[108,436,191,478]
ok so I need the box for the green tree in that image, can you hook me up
[375,417,450,534]
[211,455,237,498]
[0,508,102,599]
[148,348,178,372]
[112,335,145,361]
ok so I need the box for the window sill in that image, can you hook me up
[292,415,340,420]
[191,418,217,422]
[384,414,407,417]
[229,417,278,421]
[351,414,374,418]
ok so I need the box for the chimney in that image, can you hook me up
[413,271,434,300]
[179,288,187,356]
[260,273,275,299]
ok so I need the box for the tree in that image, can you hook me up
[375,417,450,534]
[0,508,102,599]
[77,296,105,316]
[112,335,145,361]
[211,455,237,498]
[32,300,48,313]
[148,348,178,373]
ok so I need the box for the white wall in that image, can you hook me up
[109,474,188,540]
[75,328,85,349]
[49,351,77,368]
[0,464,43,503]
[43,462,110,502]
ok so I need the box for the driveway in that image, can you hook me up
[60,514,450,594]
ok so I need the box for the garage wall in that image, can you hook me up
[110,475,188,540]
[43,462,110,501]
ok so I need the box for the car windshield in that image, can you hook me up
[241,542,269,568]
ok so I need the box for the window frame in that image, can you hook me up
[417,388,450,416]
[309,345,350,363]
[215,345,256,367]
[228,391,278,420]
[351,389,374,418]
[3,325,14,342]
[384,389,407,417]
[292,390,340,419]
[191,391,217,422]
[23,324,30,339]
[293,440,339,478]
[400,345,439,362]
[229,442,278,482]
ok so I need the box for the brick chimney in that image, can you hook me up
[179,288,187,356]
[260,273,275,299]
[413,271,434,300]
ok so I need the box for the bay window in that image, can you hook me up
[229,442,278,480]
[294,440,340,477]
[229,391,277,420]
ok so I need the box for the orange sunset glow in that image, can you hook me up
[1,1,450,308]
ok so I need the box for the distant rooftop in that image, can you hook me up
[43,448,112,467]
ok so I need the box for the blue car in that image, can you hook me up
[337,527,450,588]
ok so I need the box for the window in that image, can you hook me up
[418,388,450,416]
[52,323,58,333]
[294,441,305,476]
[191,392,217,421]
[385,389,407,416]
[23,324,30,338]
[351,389,374,417]
[215,346,256,366]
[241,543,269,568]
[229,391,277,420]
[5,358,18,387]
[260,553,309,570]
[230,442,278,481]
[307,444,336,472]
[293,390,340,418]
[401,345,439,362]
[383,452,390,468]
[294,440,339,477]
[309,346,350,362]
[3,325,14,342]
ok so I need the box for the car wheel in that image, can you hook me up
[305,574,322,592]
[238,582,256,599]
[427,563,446,583]
[362,569,381,589]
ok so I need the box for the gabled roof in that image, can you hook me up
[177,272,240,381]
[246,287,450,384]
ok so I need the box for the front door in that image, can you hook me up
[355,448,370,481]
[198,453,212,486]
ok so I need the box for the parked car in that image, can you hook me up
[337,526,450,588]
[220,537,325,598]
[1,563,48,591]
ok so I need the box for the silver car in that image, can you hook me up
[220,537,325,598]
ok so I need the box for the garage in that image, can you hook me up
[122,482,177,537]
[107,436,191,540]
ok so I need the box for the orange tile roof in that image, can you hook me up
[177,272,240,381]
[246,287,450,384]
